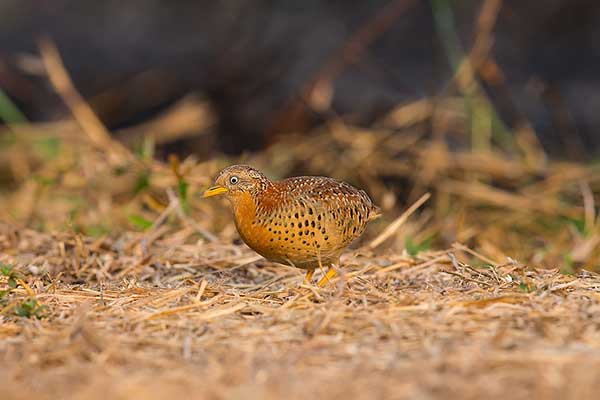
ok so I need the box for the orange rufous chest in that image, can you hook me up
[231,192,280,261]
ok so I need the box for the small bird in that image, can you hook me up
[203,165,380,286]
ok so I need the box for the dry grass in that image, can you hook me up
[2,9,600,396]
[2,96,600,399]
[2,89,600,400]
[1,221,600,400]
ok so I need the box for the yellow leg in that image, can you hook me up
[317,267,338,287]
[304,269,315,284]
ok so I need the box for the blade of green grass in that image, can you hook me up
[430,0,513,152]
[0,88,28,124]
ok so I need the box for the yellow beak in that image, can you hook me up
[203,185,228,198]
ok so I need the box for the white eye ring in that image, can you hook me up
[229,176,239,185]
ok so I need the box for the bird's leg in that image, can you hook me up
[317,266,338,287]
[304,269,315,284]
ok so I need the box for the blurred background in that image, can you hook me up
[1,0,599,269]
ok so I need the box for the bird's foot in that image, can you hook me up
[303,269,315,285]
[317,266,338,287]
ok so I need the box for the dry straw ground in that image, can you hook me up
[2,115,600,399]
[2,10,600,398]
[1,220,600,400]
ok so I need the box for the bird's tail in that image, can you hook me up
[367,205,382,222]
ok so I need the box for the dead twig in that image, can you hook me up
[38,37,133,165]
[368,192,431,249]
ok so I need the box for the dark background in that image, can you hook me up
[1,0,599,158]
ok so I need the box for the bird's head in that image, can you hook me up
[203,165,269,199]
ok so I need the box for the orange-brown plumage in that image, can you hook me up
[203,165,380,285]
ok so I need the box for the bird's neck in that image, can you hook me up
[230,183,280,225]
[231,191,257,224]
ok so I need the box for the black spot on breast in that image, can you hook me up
[311,221,315,228]
[295,212,299,219]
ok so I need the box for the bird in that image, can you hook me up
[203,165,380,286]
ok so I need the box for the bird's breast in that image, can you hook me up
[231,192,276,259]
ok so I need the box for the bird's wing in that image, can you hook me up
[282,176,378,245]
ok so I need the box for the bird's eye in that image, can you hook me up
[229,176,239,185]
